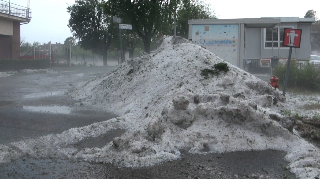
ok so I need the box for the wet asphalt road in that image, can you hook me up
[0,66,297,179]
[0,66,118,144]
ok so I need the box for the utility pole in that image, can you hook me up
[49,41,51,67]
[27,0,30,18]
[9,0,11,15]
[119,24,132,64]
[69,42,71,67]
[119,28,123,64]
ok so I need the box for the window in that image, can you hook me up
[264,26,293,48]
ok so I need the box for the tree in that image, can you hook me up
[176,0,215,38]
[103,0,214,53]
[64,37,76,47]
[304,10,320,52]
[104,0,179,54]
[305,10,316,18]
[67,0,116,66]
[20,41,33,55]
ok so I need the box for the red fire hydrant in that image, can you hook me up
[269,76,279,89]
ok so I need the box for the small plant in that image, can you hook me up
[312,114,320,120]
[200,62,229,78]
[273,62,320,91]
[201,69,217,77]
[127,69,134,75]
[294,113,302,120]
[281,110,292,117]
[214,62,229,72]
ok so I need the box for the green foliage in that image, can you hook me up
[201,69,217,77]
[214,62,229,72]
[281,110,291,117]
[312,114,320,120]
[127,69,134,75]
[103,0,213,53]
[273,62,320,91]
[304,10,316,18]
[176,0,215,38]
[104,0,178,54]
[64,37,75,46]
[68,0,215,56]
[67,0,116,65]
[20,41,33,55]
[201,62,229,78]
[72,45,96,58]
[280,110,301,119]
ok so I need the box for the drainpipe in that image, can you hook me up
[271,28,274,76]
[278,24,280,58]
[49,41,51,67]
[27,0,30,18]
[69,43,71,67]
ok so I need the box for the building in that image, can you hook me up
[0,1,31,60]
[311,24,320,54]
[188,17,315,72]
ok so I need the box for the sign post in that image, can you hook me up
[119,24,132,63]
[282,28,302,96]
[113,16,121,64]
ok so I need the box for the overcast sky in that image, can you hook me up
[11,0,320,44]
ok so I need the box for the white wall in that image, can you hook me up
[0,18,13,35]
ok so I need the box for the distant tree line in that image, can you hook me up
[67,0,215,66]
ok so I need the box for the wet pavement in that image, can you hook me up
[0,66,118,144]
[0,66,297,179]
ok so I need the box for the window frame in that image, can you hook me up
[264,26,294,49]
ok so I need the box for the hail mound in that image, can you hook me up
[68,36,319,177]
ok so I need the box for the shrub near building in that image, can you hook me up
[273,62,320,91]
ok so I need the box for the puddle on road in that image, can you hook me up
[24,91,65,99]
[23,106,71,114]
[0,101,14,107]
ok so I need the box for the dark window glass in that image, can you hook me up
[265,42,278,47]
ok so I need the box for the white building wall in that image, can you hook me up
[0,18,13,36]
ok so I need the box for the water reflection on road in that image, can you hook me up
[23,105,71,114]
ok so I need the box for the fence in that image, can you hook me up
[0,0,31,20]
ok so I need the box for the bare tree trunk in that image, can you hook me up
[142,34,151,54]
[103,50,108,66]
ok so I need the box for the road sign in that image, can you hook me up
[282,28,302,96]
[119,24,132,30]
[282,28,302,48]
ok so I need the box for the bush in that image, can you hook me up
[273,62,320,91]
